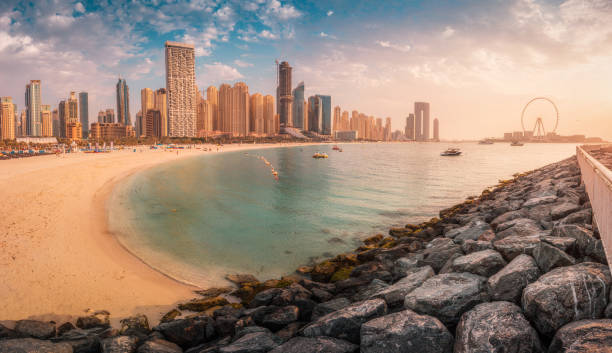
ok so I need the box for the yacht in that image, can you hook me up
[441,148,462,156]
[478,139,494,145]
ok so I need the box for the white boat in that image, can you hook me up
[441,148,462,156]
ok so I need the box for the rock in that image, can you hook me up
[54,327,105,353]
[490,209,527,229]
[592,239,608,265]
[360,309,453,353]
[533,241,576,272]
[418,238,463,273]
[310,288,333,302]
[454,301,542,353]
[225,274,258,285]
[250,288,283,307]
[404,272,489,327]
[57,322,75,336]
[448,249,507,277]
[461,240,493,254]
[352,279,389,302]
[299,279,335,293]
[549,319,612,353]
[302,299,387,344]
[363,234,383,245]
[371,266,434,307]
[120,314,150,336]
[179,296,229,312]
[540,235,576,252]
[522,262,611,336]
[311,261,338,282]
[495,218,542,239]
[551,224,598,259]
[260,306,299,331]
[14,320,56,339]
[137,338,182,353]
[445,220,492,244]
[311,298,352,321]
[160,309,181,324]
[493,235,541,261]
[523,195,557,208]
[76,312,110,329]
[559,208,592,225]
[0,324,19,339]
[551,202,581,220]
[487,254,540,303]
[155,316,216,349]
[195,287,234,299]
[269,336,358,353]
[101,336,138,353]
[218,331,281,353]
[391,254,422,279]
[0,338,73,353]
[274,322,302,341]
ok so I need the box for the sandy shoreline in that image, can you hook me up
[0,142,321,327]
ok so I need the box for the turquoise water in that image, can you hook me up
[108,143,577,287]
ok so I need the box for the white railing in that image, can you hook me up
[576,144,612,267]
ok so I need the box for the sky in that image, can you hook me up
[1,0,611,140]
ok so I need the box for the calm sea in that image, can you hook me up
[108,142,577,287]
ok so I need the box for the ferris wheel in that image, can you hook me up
[520,97,559,139]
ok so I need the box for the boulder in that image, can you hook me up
[371,266,434,307]
[0,324,19,339]
[311,261,338,282]
[487,254,540,303]
[101,336,138,353]
[56,322,75,336]
[310,288,333,302]
[540,235,575,252]
[120,314,150,337]
[137,338,182,353]
[495,218,542,239]
[179,296,229,312]
[360,309,453,353]
[549,319,612,353]
[160,309,181,324]
[391,254,422,279]
[418,238,463,273]
[225,274,258,285]
[448,250,507,277]
[558,209,592,225]
[250,288,283,308]
[461,240,493,254]
[445,220,492,244]
[302,299,387,344]
[551,224,598,259]
[155,316,216,349]
[260,306,299,331]
[54,327,107,353]
[533,241,576,272]
[269,336,358,353]
[522,262,611,336]
[454,302,542,353]
[76,311,110,329]
[218,331,281,353]
[522,195,557,208]
[352,279,389,302]
[311,298,351,321]
[0,338,73,353]
[493,235,541,261]
[551,202,581,220]
[14,320,56,339]
[490,209,527,229]
[404,272,489,327]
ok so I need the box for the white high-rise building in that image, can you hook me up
[165,41,196,137]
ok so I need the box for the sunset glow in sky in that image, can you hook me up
[1,0,611,140]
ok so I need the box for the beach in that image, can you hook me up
[0,143,312,326]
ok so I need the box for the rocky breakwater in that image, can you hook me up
[2,156,612,352]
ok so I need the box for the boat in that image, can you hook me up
[510,141,524,146]
[332,145,340,150]
[478,139,494,145]
[441,148,462,156]
[313,152,329,159]
[338,148,343,152]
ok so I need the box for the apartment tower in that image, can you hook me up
[0,97,15,140]
[116,78,130,125]
[292,82,304,129]
[415,102,430,141]
[277,61,293,128]
[165,41,196,137]
[25,80,41,136]
[79,92,88,136]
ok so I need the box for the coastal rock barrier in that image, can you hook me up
[2,156,612,352]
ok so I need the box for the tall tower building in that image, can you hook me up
[316,95,332,135]
[79,92,88,136]
[292,82,304,129]
[0,97,15,140]
[52,109,59,137]
[206,86,219,131]
[232,82,249,136]
[405,114,415,140]
[165,41,196,137]
[415,102,430,141]
[384,117,392,141]
[140,88,154,136]
[250,93,264,135]
[41,104,52,137]
[218,84,232,133]
[277,61,293,128]
[25,80,42,136]
[308,96,322,133]
[116,78,130,126]
[263,95,275,135]
[433,118,439,142]
[154,88,168,136]
[196,99,212,133]
[332,106,341,134]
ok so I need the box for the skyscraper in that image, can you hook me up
[206,86,219,131]
[433,118,439,142]
[405,114,415,140]
[232,82,249,136]
[41,104,52,137]
[197,99,213,133]
[292,82,304,129]
[316,95,332,135]
[116,78,130,126]
[59,93,79,138]
[0,97,15,140]
[264,95,275,135]
[277,61,293,128]
[384,117,392,141]
[308,96,322,133]
[165,41,196,137]
[79,92,88,136]
[415,102,430,141]
[52,109,59,137]
[25,80,41,136]
[154,88,168,137]
[145,109,162,138]
[250,93,264,135]
[218,84,232,133]
[332,106,341,134]
[140,88,154,136]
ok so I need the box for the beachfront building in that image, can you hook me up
[0,97,15,140]
[59,92,79,139]
[308,96,322,133]
[415,102,430,141]
[41,105,52,137]
[154,88,168,137]
[317,95,332,135]
[334,130,358,140]
[218,84,231,133]
[25,80,42,137]
[79,92,88,137]
[277,61,293,128]
[90,122,135,141]
[165,41,196,137]
[52,109,59,137]
[405,114,415,140]
[206,86,219,131]
[292,82,304,130]
[145,110,162,138]
[116,78,130,126]
[140,88,155,137]
[264,95,275,135]
[196,99,213,134]
[433,118,440,141]
[384,117,392,141]
[233,82,250,137]
[250,93,264,135]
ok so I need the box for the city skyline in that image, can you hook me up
[2,1,611,140]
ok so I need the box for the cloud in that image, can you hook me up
[327,10,334,16]
[319,31,336,39]
[441,26,455,38]
[376,40,411,53]
[215,5,234,22]
[202,62,244,83]
[74,2,86,13]
[234,59,253,67]
[264,0,301,21]
[260,29,278,39]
